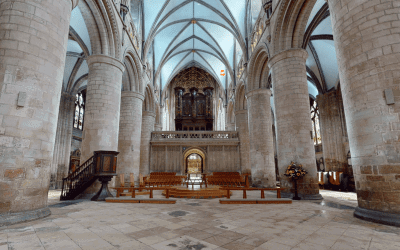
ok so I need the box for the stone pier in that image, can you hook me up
[329,0,400,226]
[140,111,156,175]
[247,88,275,187]
[235,110,251,174]
[117,91,144,186]
[0,0,77,225]
[50,93,75,189]
[269,49,321,200]
[80,55,124,195]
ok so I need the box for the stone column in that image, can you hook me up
[317,91,348,173]
[116,91,144,186]
[226,123,235,131]
[154,124,162,131]
[50,93,75,189]
[269,49,321,199]
[328,0,400,226]
[235,110,251,174]
[0,0,78,225]
[80,55,124,195]
[140,111,156,175]
[247,89,275,187]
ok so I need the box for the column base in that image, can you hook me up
[354,207,400,227]
[0,207,51,227]
[281,192,323,200]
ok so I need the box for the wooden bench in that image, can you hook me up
[206,172,249,187]
[144,172,183,187]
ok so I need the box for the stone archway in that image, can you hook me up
[183,148,206,174]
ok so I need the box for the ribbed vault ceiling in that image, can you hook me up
[144,0,261,89]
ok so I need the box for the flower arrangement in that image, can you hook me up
[284,162,308,200]
[284,162,308,180]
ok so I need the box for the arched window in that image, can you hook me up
[74,92,85,130]
[311,100,321,145]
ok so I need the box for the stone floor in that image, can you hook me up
[1,189,399,250]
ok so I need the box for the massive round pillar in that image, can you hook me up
[247,89,275,187]
[235,110,251,175]
[269,49,321,199]
[80,55,124,195]
[328,0,400,226]
[50,93,75,189]
[116,91,144,186]
[0,0,77,226]
[140,111,156,175]
[81,55,124,161]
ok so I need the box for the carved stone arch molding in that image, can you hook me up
[247,45,270,93]
[79,0,121,58]
[122,47,143,93]
[183,147,207,173]
[271,0,317,55]
[235,81,247,112]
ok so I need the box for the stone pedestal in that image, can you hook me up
[81,55,124,195]
[117,91,144,186]
[269,49,321,200]
[317,91,348,173]
[235,110,251,175]
[50,93,75,189]
[247,88,275,187]
[140,111,156,175]
[329,0,400,226]
[0,0,75,226]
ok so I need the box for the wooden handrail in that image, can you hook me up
[60,155,96,200]
[219,187,282,199]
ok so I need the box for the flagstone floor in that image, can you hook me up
[1,189,399,250]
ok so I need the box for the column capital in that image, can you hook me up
[268,49,308,68]
[61,92,76,103]
[71,0,79,10]
[87,54,125,73]
[121,91,145,101]
[235,109,248,115]
[246,88,272,98]
[142,111,156,118]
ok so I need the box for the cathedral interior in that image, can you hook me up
[1,0,400,249]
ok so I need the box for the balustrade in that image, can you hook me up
[151,131,239,141]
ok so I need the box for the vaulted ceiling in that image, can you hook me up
[61,0,338,101]
[144,0,262,90]
[304,0,338,99]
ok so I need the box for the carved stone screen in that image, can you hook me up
[172,67,215,131]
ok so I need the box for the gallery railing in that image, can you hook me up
[151,131,239,140]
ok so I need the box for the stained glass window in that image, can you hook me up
[74,92,85,130]
[311,100,321,145]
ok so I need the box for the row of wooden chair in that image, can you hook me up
[206,172,247,187]
[144,172,184,187]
